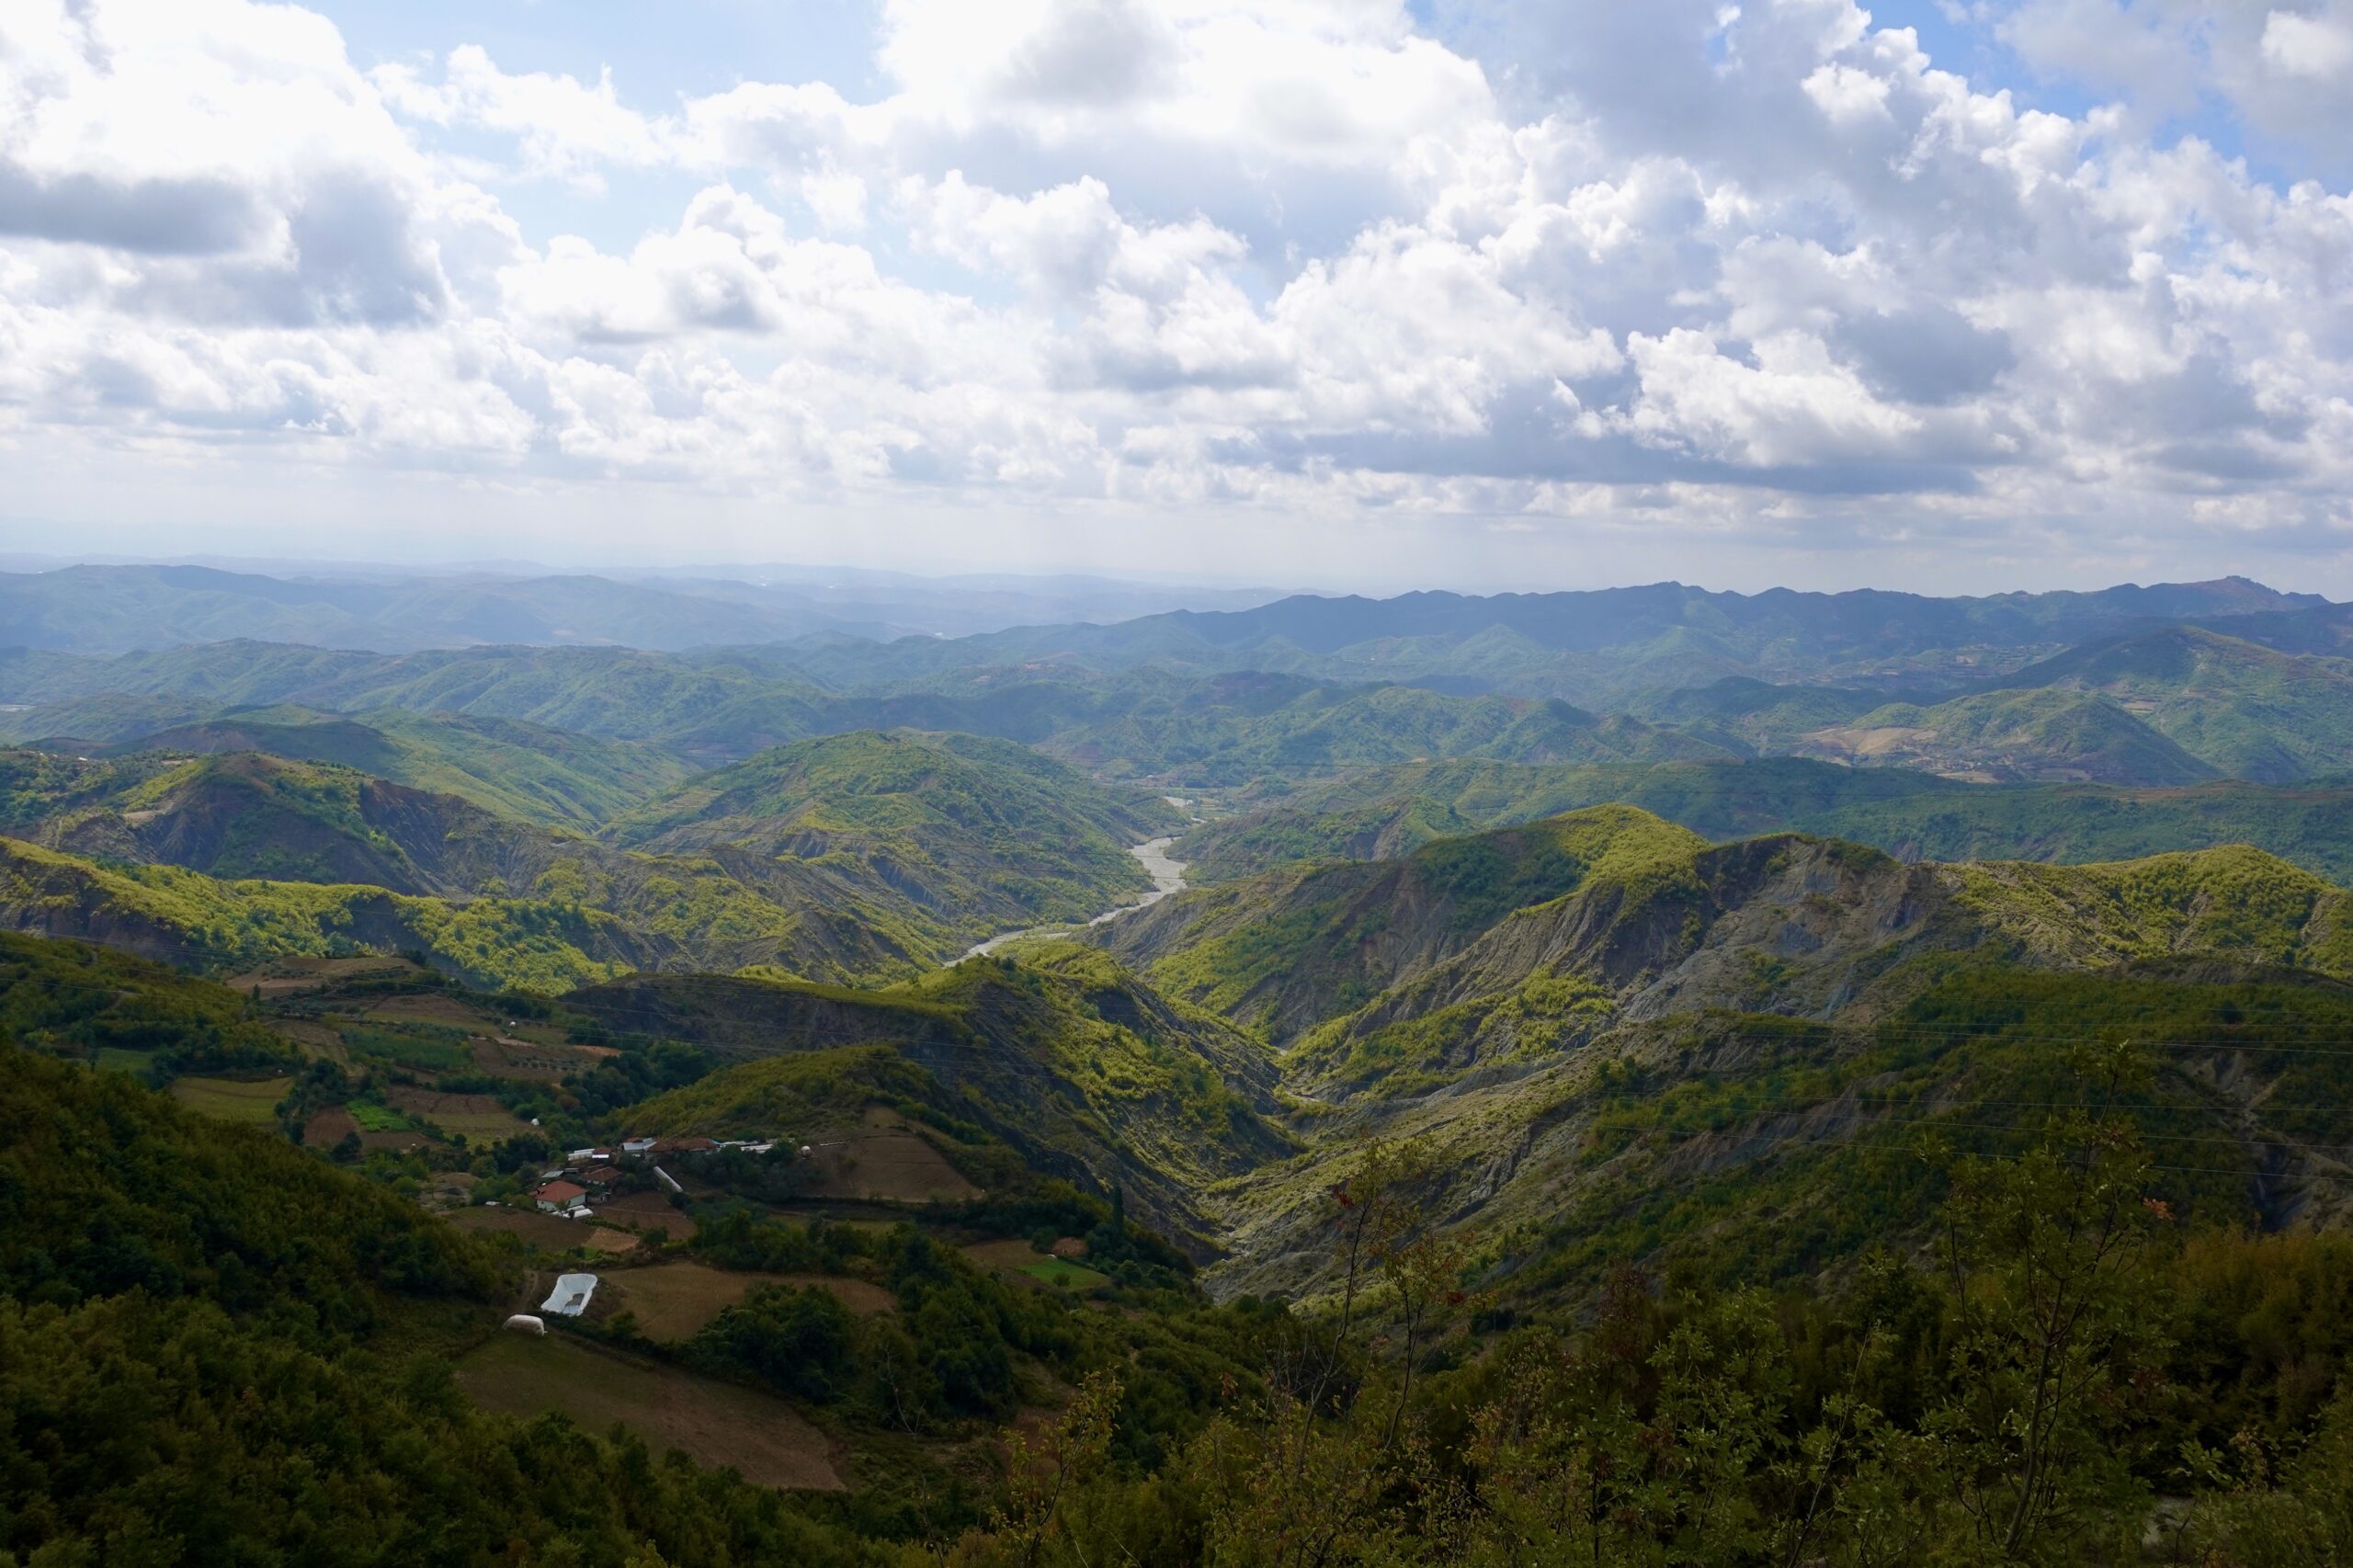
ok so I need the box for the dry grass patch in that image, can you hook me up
[226,955,414,997]
[801,1109,980,1204]
[595,1188,698,1237]
[468,1037,607,1083]
[353,993,502,1028]
[599,1263,892,1341]
[384,1086,532,1143]
[455,1333,842,1491]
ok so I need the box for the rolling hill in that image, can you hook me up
[1786,687,2221,783]
[608,729,1180,924]
[1995,625,2353,781]
[568,946,1290,1244]
[0,644,1726,781]
[1110,806,2353,1064]
[0,737,1188,985]
[1100,807,1711,1041]
[0,562,898,653]
[1179,756,2353,888]
[122,708,695,827]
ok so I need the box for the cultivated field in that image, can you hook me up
[170,1075,288,1124]
[961,1239,1110,1291]
[446,1206,639,1255]
[226,954,415,997]
[384,1086,533,1142]
[801,1109,982,1203]
[600,1262,893,1342]
[264,1018,348,1062]
[455,1333,843,1491]
[468,1036,610,1082]
[594,1187,699,1237]
[1020,1256,1110,1290]
[348,992,505,1029]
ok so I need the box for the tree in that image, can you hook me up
[1927,1108,2169,1562]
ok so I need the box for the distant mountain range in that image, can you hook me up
[777,575,2336,703]
[0,562,1290,654]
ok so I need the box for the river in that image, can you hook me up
[961,836,1189,960]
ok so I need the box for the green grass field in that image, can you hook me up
[1019,1257,1111,1290]
[168,1075,288,1124]
[339,1025,474,1072]
[347,1102,411,1132]
[94,1047,153,1074]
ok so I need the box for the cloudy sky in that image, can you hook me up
[2,0,2350,594]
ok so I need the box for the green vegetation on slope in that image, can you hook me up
[0,835,641,993]
[1792,686,2221,783]
[2009,624,2353,780]
[128,706,696,828]
[1183,756,2353,888]
[611,729,1179,927]
[0,928,295,1079]
[0,749,1067,985]
[0,1043,893,1566]
[569,946,1289,1243]
[1115,805,1709,1040]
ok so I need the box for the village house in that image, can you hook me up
[620,1136,657,1155]
[532,1178,587,1214]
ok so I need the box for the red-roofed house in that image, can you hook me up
[533,1179,588,1214]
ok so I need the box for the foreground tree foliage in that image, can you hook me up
[5,1028,2353,1565]
[944,1125,2353,1568]
[0,1045,884,1567]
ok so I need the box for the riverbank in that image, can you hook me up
[962,836,1188,960]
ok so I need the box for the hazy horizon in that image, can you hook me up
[0,549,2333,611]
[6,1,2351,597]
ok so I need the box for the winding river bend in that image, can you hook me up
[961,836,1189,960]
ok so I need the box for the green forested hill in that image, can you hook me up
[2000,624,2353,780]
[1104,807,1710,1040]
[0,830,988,993]
[0,927,296,1075]
[571,946,1289,1243]
[0,741,1181,982]
[1791,687,2222,783]
[770,576,2324,700]
[1116,806,2353,1068]
[17,750,537,893]
[609,729,1178,923]
[0,835,651,991]
[1182,756,2353,886]
[1639,627,2353,784]
[127,707,696,827]
[8,954,2353,1566]
[0,642,835,765]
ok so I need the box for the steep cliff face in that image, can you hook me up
[1098,806,1712,1041]
[1109,803,2353,1122]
